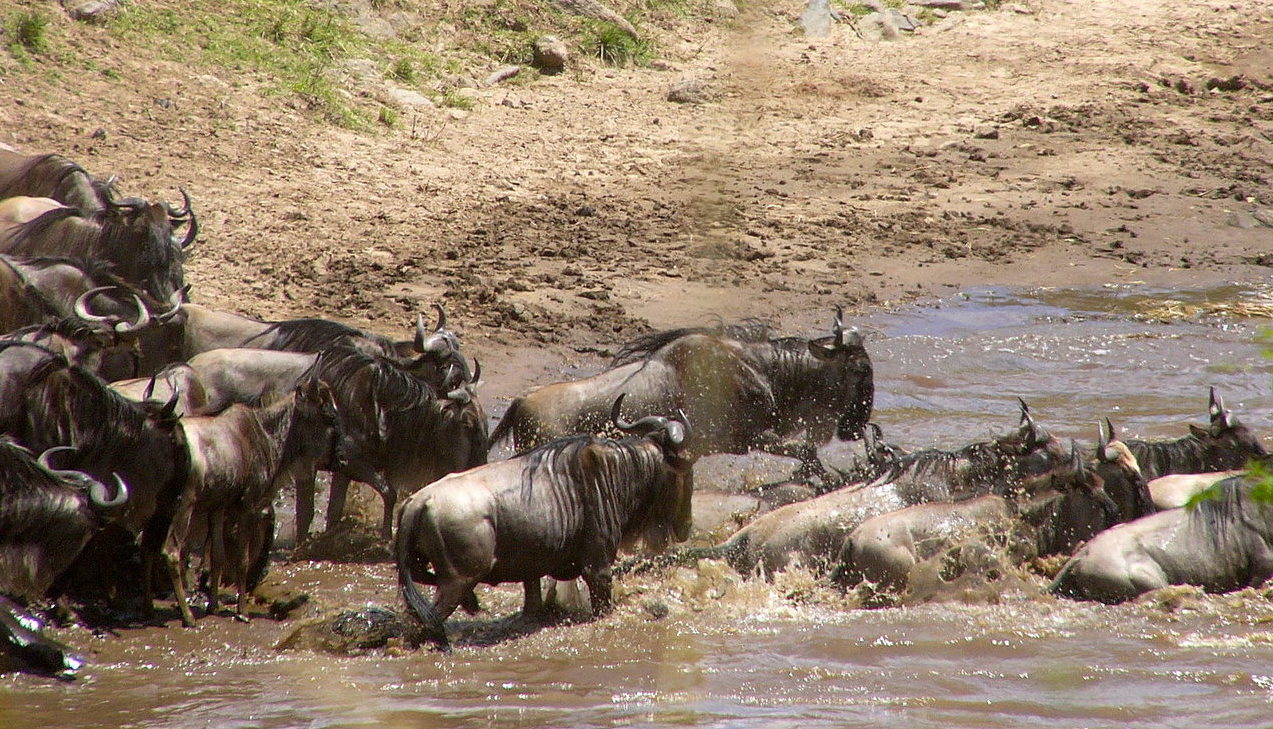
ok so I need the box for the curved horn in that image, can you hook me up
[414,313,427,353]
[162,188,193,219]
[154,286,186,323]
[88,473,129,509]
[37,446,77,471]
[1097,420,1117,463]
[159,387,180,419]
[432,302,447,333]
[611,393,634,432]
[73,286,118,324]
[470,358,481,385]
[175,202,198,249]
[832,305,845,346]
[142,372,160,401]
[446,386,471,404]
[113,294,152,334]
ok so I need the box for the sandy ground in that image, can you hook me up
[2,0,1272,650]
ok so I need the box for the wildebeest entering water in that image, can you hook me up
[396,396,695,649]
[1122,387,1266,481]
[490,309,873,483]
[1050,469,1273,604]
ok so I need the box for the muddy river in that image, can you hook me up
[5,285,1273,728]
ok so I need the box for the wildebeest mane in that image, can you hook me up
[21,357,154,452]
[242,318,396,356]
[303,345,437,411]
[0,437,86,527]
[1126,435,1222,478]
[608,319,775,369]
[521,434,683,553]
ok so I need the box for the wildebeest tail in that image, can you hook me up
[393,500,448,648]
[487,398,523,450]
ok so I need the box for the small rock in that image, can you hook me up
[712,0,740,20]
[89,128,107,141]
[575,205,597,217]
[973,123,1000,140]
[387,88,435,108]
[1229,211,1267,229]
[532,35,570,75]
[485,65,521,86]
[61,0,119,23]
[1252,209,1273,227]
[643,600,670,620]
[666,79,716,104]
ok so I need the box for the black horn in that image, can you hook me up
[433,302,447,332]
[832,305,845,346]
[113,294,152,334]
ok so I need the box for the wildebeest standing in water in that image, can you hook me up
[306,345,489,539]
[1051,471,1273,603]
[165,379,339,625]
[1123,387,1266,481]
[2,351,189,618]
[396,396,696,649]
[490,309,873,484]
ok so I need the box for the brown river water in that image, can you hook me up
[5,284,1273,728]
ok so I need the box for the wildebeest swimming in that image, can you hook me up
[1122,387,1266,481]
[396,397,695,649]
[831,436,1140,593]
[1050,471,1273,603]
[490,309,873,483]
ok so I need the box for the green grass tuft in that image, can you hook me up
[7,10,50,56]
[582,21,651,67]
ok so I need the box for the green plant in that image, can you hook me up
[7,10,50,55]
[582,21,651,67]
[439,88,475,110]
[390,57,416,84]
[378,105,399,127]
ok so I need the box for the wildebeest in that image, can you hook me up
[165,379,339,625]
[1122,388,1266,481]
[311,346,489,539]
[1050,473,1273,603]
[396,396,695,649]
[2,350,189,617]
[0,149,111,213]
[133,302,470,381]
[1148,470,1242,510]
[3,316,144,383]
[490,310,874,477]
[0,194,195,303]
[629,402,1065,579]
[831,435,1139,594]
[0,440,129,602]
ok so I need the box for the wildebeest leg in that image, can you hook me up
[581,567,614,617]
[161,550,196,627]
[367,473,396,540]
[325,474,351,531]
[206,510,226,615]
[428,579,478,650]
[521,579,544,619]
[460,590,482,615]
[295,473,316,545]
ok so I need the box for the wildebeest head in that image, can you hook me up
[802,307,874,441]
[611,394,696,546]
[1096,418,1152,521]
[993,399,1068,481]
[398,303,473,387]
[1189,387,1268,461]
[1018,440,1121,556]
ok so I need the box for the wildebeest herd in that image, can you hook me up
[0,147,1268,678]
